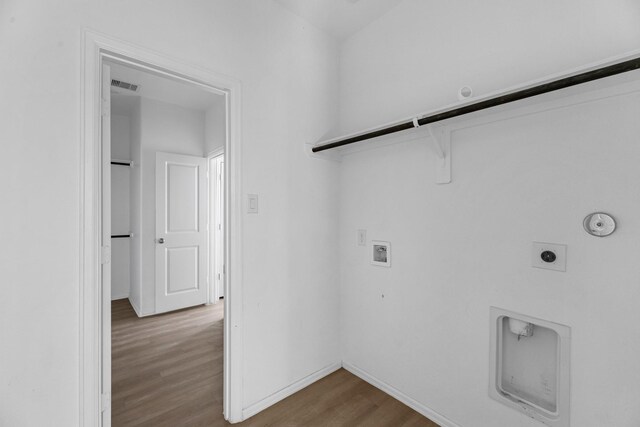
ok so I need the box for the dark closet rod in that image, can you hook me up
[111,234,131,239]
[111,161,132,166]
[312,56,640,153]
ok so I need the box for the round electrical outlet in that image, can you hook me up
[540,250,556,263]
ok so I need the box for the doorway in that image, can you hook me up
[106,57,225,425]
[81,32,243,426]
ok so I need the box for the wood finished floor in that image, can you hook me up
[112,299,439,427]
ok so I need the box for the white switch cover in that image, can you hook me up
[247,194,258,214]
[357,230,366,246]
[532,242,566,272]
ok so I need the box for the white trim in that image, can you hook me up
[241,362,342,421]
[102,52,228,97]
[127,297,144,318]
[80,29,243,426]
[342,362,463,427]
[110,293,129,301]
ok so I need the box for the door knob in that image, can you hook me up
[158,238,165,244]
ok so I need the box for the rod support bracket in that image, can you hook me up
[426,124,451,184]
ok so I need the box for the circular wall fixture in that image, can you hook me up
[583,212,616,237]
[457,86,473,101]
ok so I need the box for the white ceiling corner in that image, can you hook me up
[274,0,403,40]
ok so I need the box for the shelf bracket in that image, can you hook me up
[414,119,451,184]
[429,125,451,184]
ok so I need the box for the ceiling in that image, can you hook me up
[274,0,403,40]
[106,60,225,112]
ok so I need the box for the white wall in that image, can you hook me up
[110,113,131,300]
[338,0,640,134]
[205,98,226,154]
[339,79,640,426]
[138,97,207,315]
[0,1,340,425]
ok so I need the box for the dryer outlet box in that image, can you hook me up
[532,242,566,272]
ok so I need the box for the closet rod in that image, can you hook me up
[111,161,132,166]
[312,56,640,153]
[111,234,132,239]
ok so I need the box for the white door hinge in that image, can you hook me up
[101,98,110,117]
[101,246,111,265]
[101,392,111,412]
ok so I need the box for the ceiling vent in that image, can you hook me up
[111,79,140,93]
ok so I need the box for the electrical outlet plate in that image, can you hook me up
[532,242,566,272]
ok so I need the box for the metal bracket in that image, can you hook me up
[426,124,451,184]
[412,118,451,184]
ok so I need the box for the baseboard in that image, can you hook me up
[241,361,342,421]
[342,362,462,427]
[111,293,129,301]
[128,297,143,317]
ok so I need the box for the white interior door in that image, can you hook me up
[215,156,225,299]
[155,152,208,313]
[209,154,225,302]
[101,63,112,426]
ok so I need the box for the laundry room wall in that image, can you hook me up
[336,1,640,426]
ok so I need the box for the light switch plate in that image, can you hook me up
[357,230,366,246]
[532,242,566,272]
[247,194,258,214]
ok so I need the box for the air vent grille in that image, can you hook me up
[111,79,139,92]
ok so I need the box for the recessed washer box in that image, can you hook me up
[489,307,571,427]
[371,240,391,267]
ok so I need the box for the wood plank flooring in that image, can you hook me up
[112,299,439,427]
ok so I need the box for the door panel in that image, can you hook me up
[167,163,199,232]
[166,246,199,293]
[156,152,208,313]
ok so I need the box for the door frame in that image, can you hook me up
[80,30,244,425]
